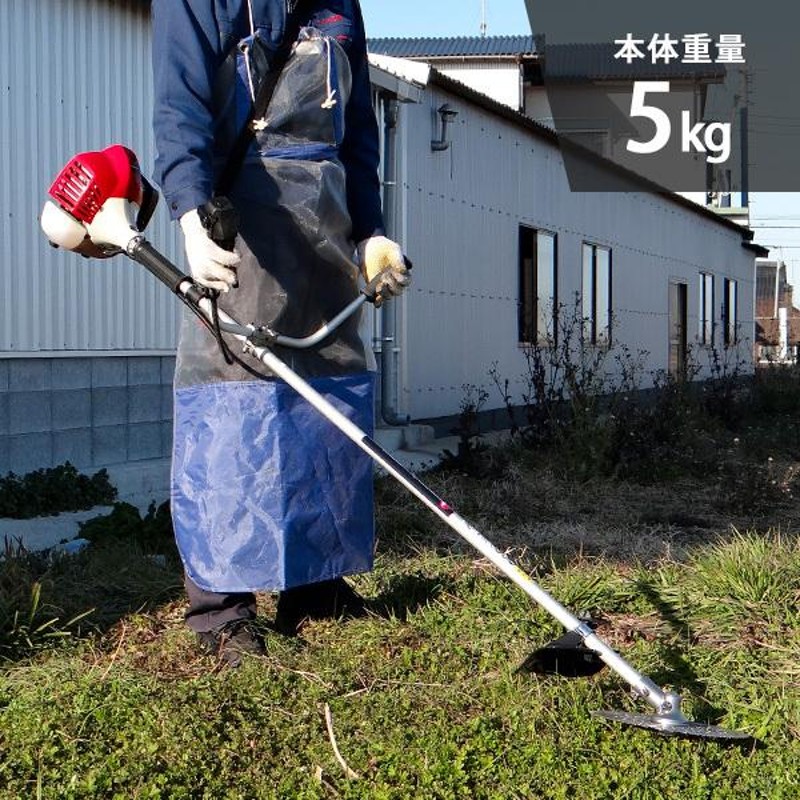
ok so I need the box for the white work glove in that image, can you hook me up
[180,208,241,293]
[357,235,411,306]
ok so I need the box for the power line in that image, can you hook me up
[751,114,800,122]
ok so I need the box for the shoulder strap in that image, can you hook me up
[214,2,307,196]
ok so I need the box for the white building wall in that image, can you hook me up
[0,0,182,356]
[398,85,755,421]
[523,85,553,124]
[433,61,521,110]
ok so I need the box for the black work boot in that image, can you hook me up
[274,578,367,636]
[196,620,266,667]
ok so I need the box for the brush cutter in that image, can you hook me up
[41,145,751,743]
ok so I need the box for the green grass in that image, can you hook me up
[2,457,800,798]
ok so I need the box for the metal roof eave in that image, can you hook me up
[368,54,428,102]
[368,35,536,60]
[367,38,724,82]
[744,241,770,257]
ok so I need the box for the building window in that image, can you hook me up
[582,243,612,345]
[723,278,738,345]
[699,272,715,345]
[518,226,557,344]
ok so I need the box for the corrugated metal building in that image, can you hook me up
[367,36,724,116]
[0,4,763,487]
[369,35,536,112]
[0,0,182,483]
[367,59,761,423]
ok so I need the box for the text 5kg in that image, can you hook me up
[626,81,731,164]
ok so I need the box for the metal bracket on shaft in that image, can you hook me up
[247,325,279,350]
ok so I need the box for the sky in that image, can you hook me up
[748,194,800,282]
[359,1,800,283]
[360,0,532,39]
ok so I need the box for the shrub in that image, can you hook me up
[483,312,800,487]
[78,501,176,555]
[751,363,800,416]
[0,463,117,519]
[490,296,652,480]
[700,343,752,430]
[439,384,502,478]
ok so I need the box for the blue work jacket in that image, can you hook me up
[151,0,383,243]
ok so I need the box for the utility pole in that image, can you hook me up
[740,67,750,209]
[480,0,487,37]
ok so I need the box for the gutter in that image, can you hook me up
[379,95,409,426]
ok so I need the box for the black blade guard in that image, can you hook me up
[593,709,753,742]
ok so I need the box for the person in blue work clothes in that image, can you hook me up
[151,0,411,666]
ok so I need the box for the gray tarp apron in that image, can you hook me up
[171,28,375,593]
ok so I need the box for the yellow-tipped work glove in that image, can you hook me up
[357,235,411,306]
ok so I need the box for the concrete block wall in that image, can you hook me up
[0,356,175,476]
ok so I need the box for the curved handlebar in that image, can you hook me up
[127,236,410,350]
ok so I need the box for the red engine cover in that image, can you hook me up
[48,145,143,224]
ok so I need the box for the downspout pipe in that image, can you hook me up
[380,95,410,426]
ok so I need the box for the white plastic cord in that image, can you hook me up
[243,45,257,103]
[246,0,255,35]
[242,0,257,102]
[321,37,337,109]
